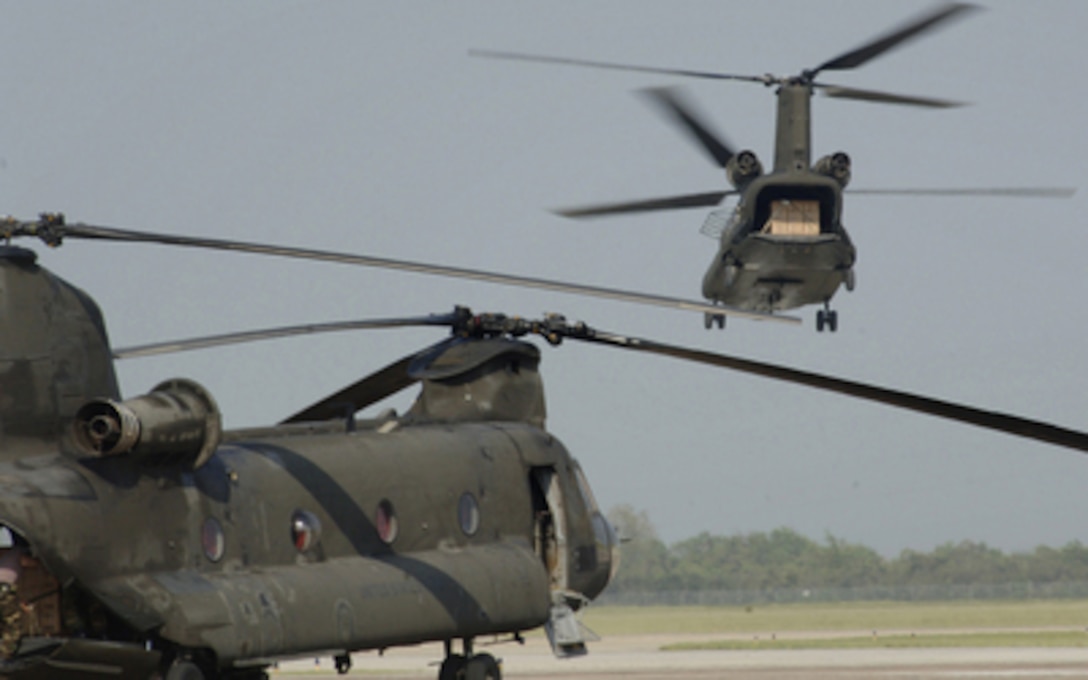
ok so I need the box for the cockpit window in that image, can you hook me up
[571,461,601,514]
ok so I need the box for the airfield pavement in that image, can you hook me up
[269,632,1088,679]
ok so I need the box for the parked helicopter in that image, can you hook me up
[472,2,1074,332]
[0,213,1087,680]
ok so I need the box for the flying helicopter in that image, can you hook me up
[471,2,1075,332]
[0,213,1087,680]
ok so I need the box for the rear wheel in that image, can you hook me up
[464,653,500,680]
[439,653,467,680]
[166,660,206,680]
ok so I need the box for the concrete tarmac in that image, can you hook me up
[269,633,1088,679]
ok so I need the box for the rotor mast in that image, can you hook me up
[773,82,813,173]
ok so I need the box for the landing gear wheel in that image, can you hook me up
[439,654,467,680]
[704,311,726,330]
[334,653,352,675]
[816,307,839,333]
[166,660,205,680]
[464,653,501,680]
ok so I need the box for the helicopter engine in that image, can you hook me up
[72,378,222,468]
[726,149,763,188]
[813,152,852,188]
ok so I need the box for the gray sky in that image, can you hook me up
[2,1,1086,556]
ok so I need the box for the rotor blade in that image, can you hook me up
[848,187,1077,198]
[112,313,459,359]
[470,49,767,84]
[283,336,539,424]
[639,87,736,168]
[280,347,435,425]
[812,2,980,75]
[569,328,1088,455]
[21,219,797,324]
[818,84,965,108]
[555,190,733,219]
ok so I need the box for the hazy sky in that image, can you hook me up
[2,2,1085,556]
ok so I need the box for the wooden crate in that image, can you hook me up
[763,199,820,236]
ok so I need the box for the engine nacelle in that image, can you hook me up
[726,150,763,188]
[73,378,222,469]
[813,152,851,188]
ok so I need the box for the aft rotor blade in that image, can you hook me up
[817,84,965,108]
[113,313,459,359]
[556,190,733,219]
[571,328,1088,454]
[812,2,980,75]
[848,187,1077,198]
[470,49,766,84]
[29,220,796,324]
[640,87,735,168]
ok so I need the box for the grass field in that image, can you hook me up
[578,600,1088,648]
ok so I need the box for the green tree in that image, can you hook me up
[606,505,673,592]
[812,534,886,587]
[599,506,1088,597]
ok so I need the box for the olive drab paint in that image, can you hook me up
[0,247,615,679]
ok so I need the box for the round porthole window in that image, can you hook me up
[202,517,225,562]
[376,499,398,544]
[291,510,323,552]
[458,492,480,536]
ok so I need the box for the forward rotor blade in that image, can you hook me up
[556,190,733,219]
[112,313,459,359]
[812,2,980,75]
[470,49,766,84]
[848,187,1077,198]
[280,348,433,425]
[640,87,735,168]
[20,219,796,324]
[570,328,1088,454]
[818,84,965,108]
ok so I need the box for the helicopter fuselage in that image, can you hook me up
[0,416,615,676]
[0,248,617,678]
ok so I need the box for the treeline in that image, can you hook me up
[606,505,1088,594]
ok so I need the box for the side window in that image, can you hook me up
[458,492,480,536]
[376,499,398,544]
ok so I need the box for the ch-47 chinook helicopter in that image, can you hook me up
[472,2,1074,332]
[1,213,1087,680]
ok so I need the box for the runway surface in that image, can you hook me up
[269,632,1088,679]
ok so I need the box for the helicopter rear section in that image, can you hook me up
[701,171,856,331]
